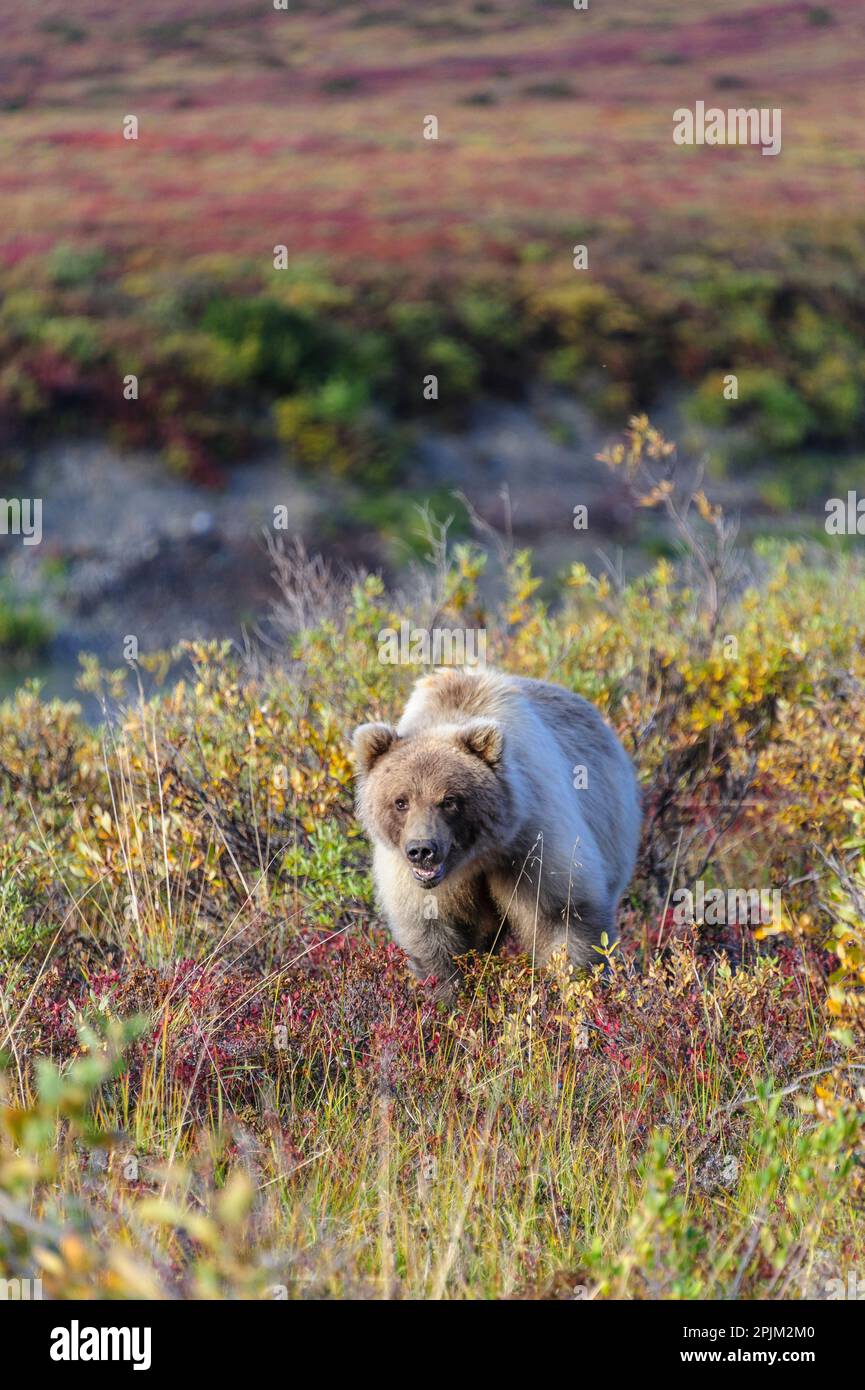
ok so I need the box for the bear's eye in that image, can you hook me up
[440,796,460,815]
[394,797,409,813]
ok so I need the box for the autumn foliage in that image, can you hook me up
[1,424,864,1298]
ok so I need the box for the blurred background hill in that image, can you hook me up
[1,0,864,695]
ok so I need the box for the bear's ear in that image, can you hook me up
[459,719,503,768]
[352,722,398,776]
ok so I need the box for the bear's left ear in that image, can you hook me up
[352,722,398,776]
[459,719,503,767]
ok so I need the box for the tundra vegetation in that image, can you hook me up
[1,421,864,1299]
[1,0,864,490]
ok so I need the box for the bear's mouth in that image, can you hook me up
[412,863,446,888]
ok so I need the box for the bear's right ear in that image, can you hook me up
[352,722,398,776]
[459,719,503,767]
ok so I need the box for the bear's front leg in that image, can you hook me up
[490,856,617,976]
[372,846,500,1002]
[557,896,618,972]
[404,928,473,1004]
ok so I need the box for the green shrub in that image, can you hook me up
[0,594,52,657]
[45,245,106,288]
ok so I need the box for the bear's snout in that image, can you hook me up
[405,838,446,887]
[406,838,440,866]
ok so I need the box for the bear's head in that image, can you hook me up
[352,719,507,889]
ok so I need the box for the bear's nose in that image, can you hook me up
[406,839,441,867]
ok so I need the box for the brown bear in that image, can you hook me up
[353,667,641,1000]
